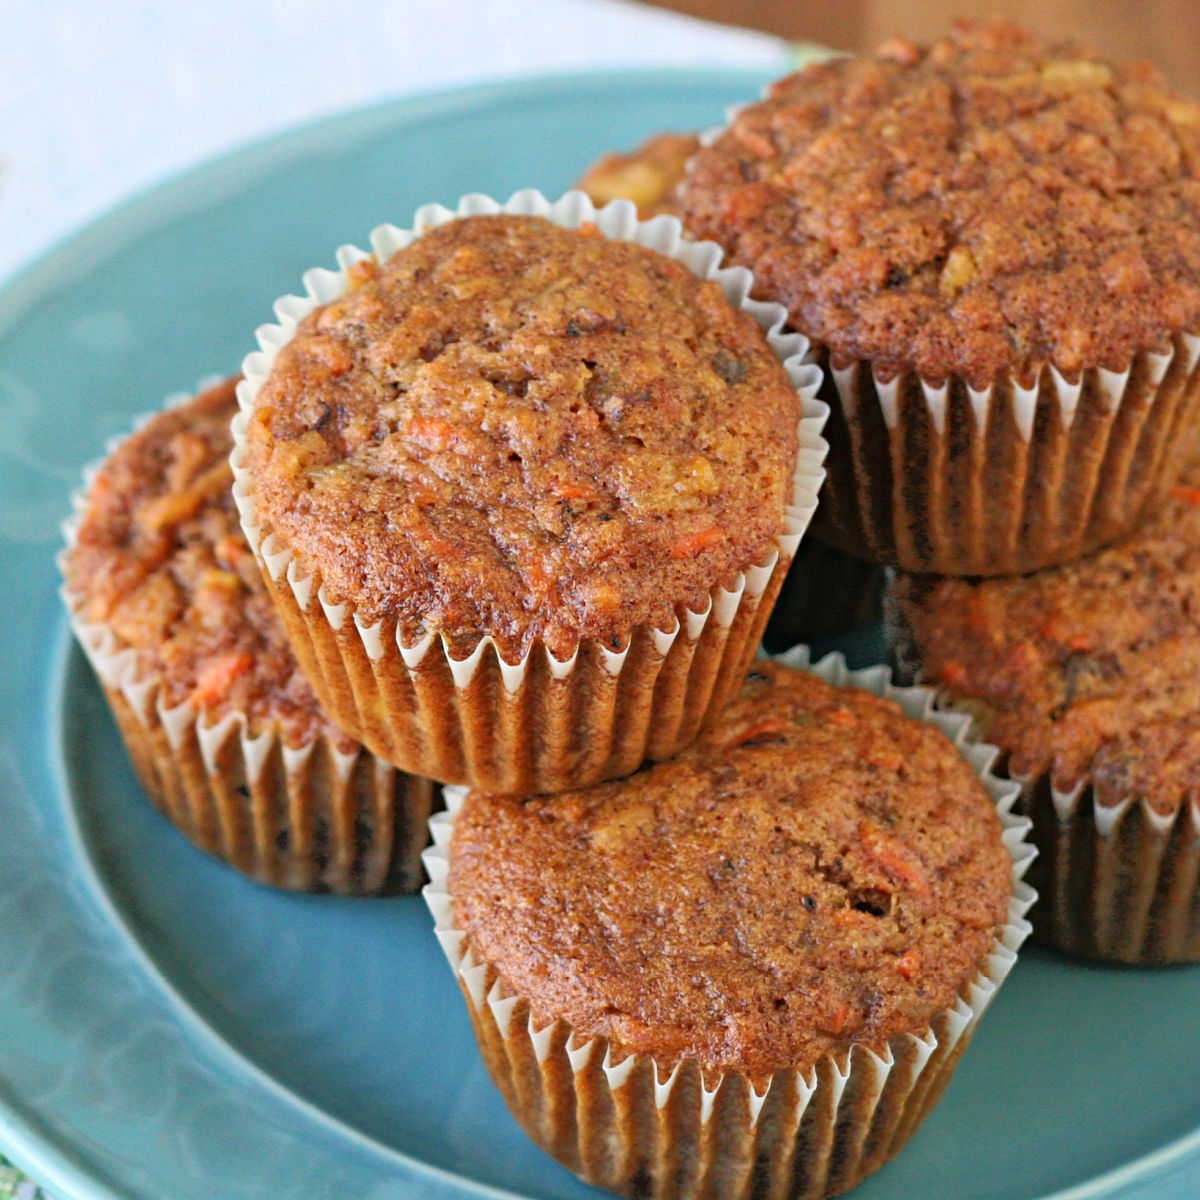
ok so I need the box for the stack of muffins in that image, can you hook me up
[578,19,1200,970]
[693,18,1200,969]
[83,19,1200,1200]
[61,184,1034,1200]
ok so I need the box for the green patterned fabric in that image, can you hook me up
[0,1153,51,1199]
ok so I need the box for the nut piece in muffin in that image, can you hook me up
[574,131,698,217]
[62,377,438,894]
[429,658,1028,1200]
[890,463,1200,962]
[678,20,1200,574]
[236,200,825,791]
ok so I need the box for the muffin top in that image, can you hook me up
[679,20,1200,387]
[449,660,1011,1083]
[65,378,352,750]
[245,213,801,660]
[891,464,1200,811]
[575,132,698,218]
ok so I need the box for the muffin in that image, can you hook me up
[678,20,1200,576]
[574,131,698,217]
[232,190,827,792]
[423,653,1034,1200]
[576,141,885,641]
[889,462,1200,962]
[61,377,438,894]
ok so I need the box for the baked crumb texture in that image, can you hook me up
[573,137,887,642]
[890,462,1200,961]
[425,656,1034,1200]
[234,194,827,792]
[680,20,1200,576]
[62,378,438,895]
[575,132,698,218]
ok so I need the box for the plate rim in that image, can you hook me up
[0,63,770,328]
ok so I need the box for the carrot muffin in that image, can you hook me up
[61,377,438,895]
[424,656,1032,1200]
[234,192,826,792]
[679,20,1200,575]
[575,136,885,641]
[890,463,1200,961]
[574,131,698,217]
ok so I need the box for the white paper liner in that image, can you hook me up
[813,333,1200,576]
[230,189,830,791]
[887,592,1200,965]
[421,649,1036,1200]
[59,384,438,895]
[1008,766,1200,964]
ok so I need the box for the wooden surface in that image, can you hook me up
[642,0,1200,94]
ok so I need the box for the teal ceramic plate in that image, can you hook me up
[5,68,1200,1200]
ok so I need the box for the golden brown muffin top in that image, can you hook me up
[891,465,1200,812]
[245,214,800,661]
[449,661,1011,1083]
[64,378,351,750]
[574,132,698,218]
[679,20,1200,387]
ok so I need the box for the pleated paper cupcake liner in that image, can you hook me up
[60,390,438,896]
[231,189,828,793]
[1012,769,1200,965]
[810,334,1200,576]
[421,649,1036,1200]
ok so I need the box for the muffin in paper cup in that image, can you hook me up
[888,471,1200,964]
[677,22,1200,576]
[422,650,1035,1200]
[573,130,699,218]
[60,377,438,895]
[231,189,827,792]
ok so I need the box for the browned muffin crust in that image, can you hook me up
[246,213,800,660]
[574,132,698,218]
[890,467,1200,813]
[679,20,1200,387]
[65,378,350,749]
[449,661,1011,1083]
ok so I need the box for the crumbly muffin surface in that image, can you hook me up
[65,378,348,749]
[449,661,1011,1082]
[891,467,1200,812]
[679,20,1200,386]
[245,214,800,660]
[574,132,698,218]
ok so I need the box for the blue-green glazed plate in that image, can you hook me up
[4,68,1200,1200]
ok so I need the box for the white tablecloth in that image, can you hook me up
[0,0,789,284]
